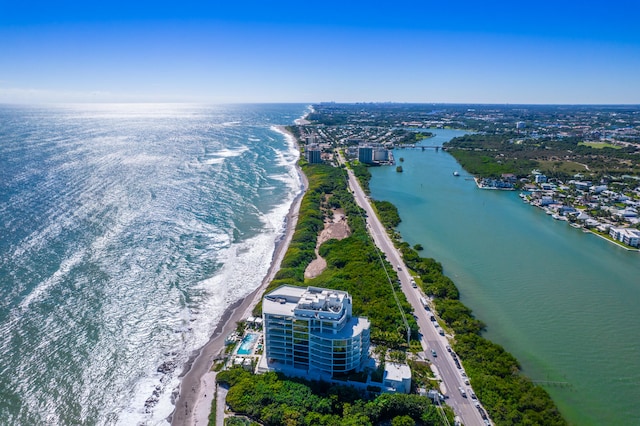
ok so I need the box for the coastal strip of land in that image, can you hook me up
[169,126,308,426]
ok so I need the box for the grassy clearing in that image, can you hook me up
[578,141,621,149]
[537,160,590,174]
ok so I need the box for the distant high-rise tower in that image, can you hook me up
[306,144,322,164]
[372,148,389,162]
[358,146,374,164]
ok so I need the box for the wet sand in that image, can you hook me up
[169,128,307,426]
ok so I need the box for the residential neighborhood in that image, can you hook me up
[521,172,640,248]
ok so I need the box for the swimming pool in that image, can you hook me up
[237,333,259,355]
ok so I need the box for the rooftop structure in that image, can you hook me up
[383,362,412,394]
[262,285,370,377]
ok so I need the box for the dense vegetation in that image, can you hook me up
[373,200,401,228]
[455,335,566,425]
[254,162,417,347]
[445,133,640,180]
[217,367,450,426]
[351,163,372,193]
[243,151,565,425]
[446,148,539,178]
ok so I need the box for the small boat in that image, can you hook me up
[453,171,460,176]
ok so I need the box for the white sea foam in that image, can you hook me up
[201,146,250,165]
[123,125,303,425]
[116,222,285,425]
[216,147,249,158]
[18,248,85,310]
[0,104,310,425]
[201,157,225,165]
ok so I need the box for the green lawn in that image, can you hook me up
[537,160,590,174]
[578,141,621,149]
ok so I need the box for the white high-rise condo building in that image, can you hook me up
[262,285,370,376]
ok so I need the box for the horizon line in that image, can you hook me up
[1,101,640,107]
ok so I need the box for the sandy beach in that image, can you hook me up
[169,126,307,426]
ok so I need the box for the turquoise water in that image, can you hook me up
[369,129,640,425]
[237,333,259,355]
[0,104,307,424]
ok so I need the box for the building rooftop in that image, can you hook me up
[263,285,350,318]
[384,362,412,383]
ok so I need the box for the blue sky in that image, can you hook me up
[1,0,639,104]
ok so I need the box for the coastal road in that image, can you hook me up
[338,152,489,426]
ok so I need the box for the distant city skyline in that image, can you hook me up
[1,0,639,104]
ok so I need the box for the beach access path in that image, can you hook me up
[170,149,308,425]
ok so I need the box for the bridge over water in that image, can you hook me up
[393,145,446,151]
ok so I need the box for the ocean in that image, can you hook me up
[0,103,307,425]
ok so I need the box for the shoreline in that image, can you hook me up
[169,126,307,426]
[585,228,640,252]
[523,193,640,252]
[473,177,515,190]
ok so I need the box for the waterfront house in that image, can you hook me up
[540,196,555,206]
[575,212,591,222]
[560,206,577,215]
[501,173,516,183]
[585,218,600,228]
[609,227,640,248]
